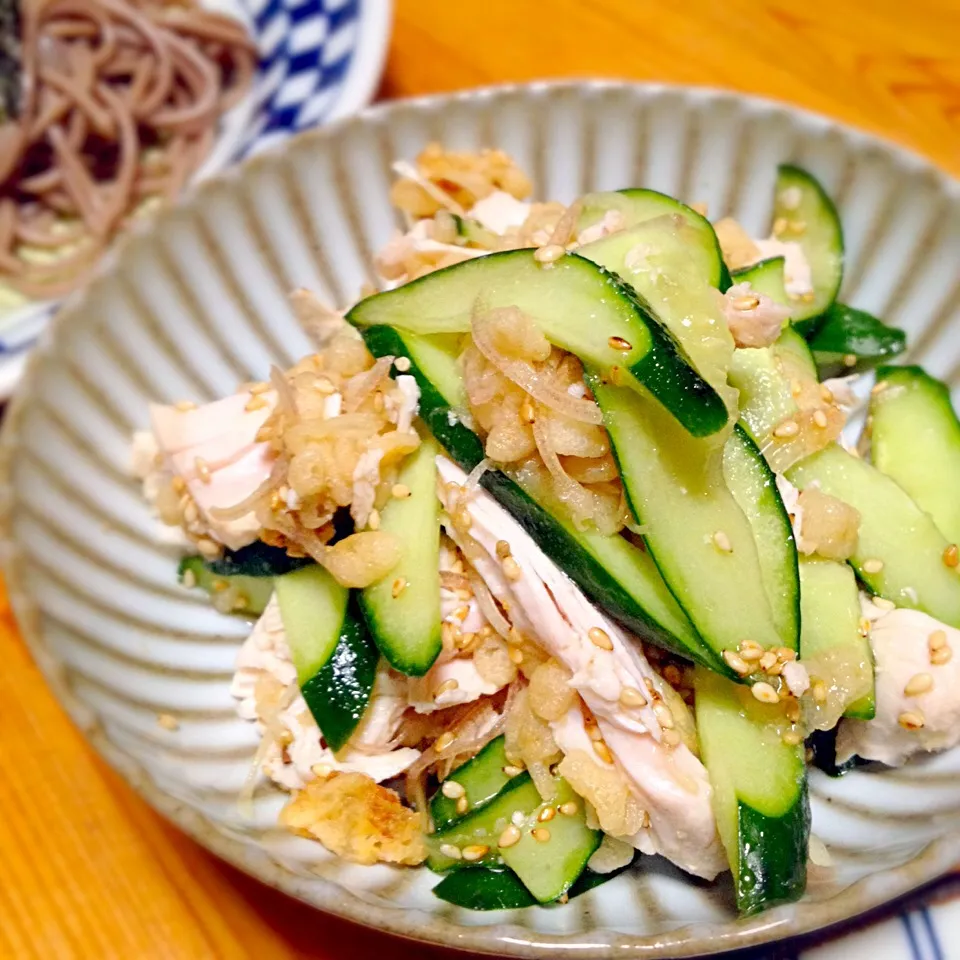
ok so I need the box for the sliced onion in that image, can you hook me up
[533,416,602,529]
[209,453,287,522]
[269,364,297,418]
[468,568,513,640]
[440,570,472,592]
[544,199,582,249]
[343,355,393,412]
[464,456,491,493]
[471,305,603,425]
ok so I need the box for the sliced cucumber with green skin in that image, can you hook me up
[579,221,739,420]
[348,249,728,437]
[771,165,844,329]
[730,327,817,453]
[589,372,789,671]
[578,188,730,289]
[870,365,960,546]
[359,433,442,676]
[205,541,313,577]
[723,427,799,649]
[430,736,520,832]
[809,303,906,377]
[451,214,499,248]
[694,667,810,916]
[361,324,707,668]
[731,257,790,307]
[429,774,600,903]
[798,557,875,721]
[178,556,274,616]
[787,444,960,628]
[432,857,634,910]
[275,566,378,752]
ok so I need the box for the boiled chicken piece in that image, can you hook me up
[232,597,419,789]
[436,456,726,880]
[149,391,277,550]
[837,597,960,766]
[468,190,532,234]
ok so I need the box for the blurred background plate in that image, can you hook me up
[0,0,392,400]
[3,81,960,957]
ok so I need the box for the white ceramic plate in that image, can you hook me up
[0,0,392,400]
[3,82,960,958]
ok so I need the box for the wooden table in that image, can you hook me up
[2,2,958,957]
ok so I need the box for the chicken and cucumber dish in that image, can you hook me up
[134,144,959,916]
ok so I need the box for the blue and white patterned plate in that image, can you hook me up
[0,0,392,400]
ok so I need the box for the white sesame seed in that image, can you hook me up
[722,650,752,675]
[502,556,522,581]
[311,763,333,779]
[712,530,733,553]
[157,713,178,731]
[455,796,469,815]
[502,764,525,778]
[813,409,829,428]
[904,673,934,697]
[944,544,960,568]
[608,336,633,352]
[392,578,407,599]
[873,597,895,611]
[531,828,551,843]
[498,825,522,849]
[461,844,489,862]
[439,844,462,860]
[181,569,197,589]
[392,483,411,499]
[534,243,565,264]
[782,730,803,746]
[619,685,648,708]
[558,801,579,817]
[441,780,465,799]
[862,558,884,574]
[773,419,800,439]
[932,646,953,666]
[653,703,675,729]
[593,739,614,764]
[511,811,526,827]
[537,806,557,823]
[588,626,614,651]
[751,681,780,704]
[661,729,681,747]
[394,356,411,372]
[732,295,761,311]
[898,711,925,731]
[435,679,460,700]
[843,354,858,368]
[811,680,827,703]
[435,732,455,752]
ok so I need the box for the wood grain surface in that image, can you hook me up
[2,2,958,958]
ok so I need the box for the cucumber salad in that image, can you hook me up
[134,143,960,917]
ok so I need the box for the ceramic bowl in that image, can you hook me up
[3,81,960,958]
[0,0,393,399]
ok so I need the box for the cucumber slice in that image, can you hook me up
[451,214,500,248]
[432,856,633,910]
[361,324,704,667]
[430,736,521,831]
[589,372,789,672]
[809,304,906,377]
[578,188,729,289]
[787,444,960,628]
[729,326,817,461]
[429,773,599,904]
[498,779,601,903]
[428,772,538,871]
[723,427,799,649]
[579,220,739,420]
[798,556,875,721]
[205,541,312,577]
[348,249,728,438]
[178,556,274,616]
[694,667,810,916]
[275,566,378,752]
[772,165,844,328]
[731,257,789,306]
[870,366,960,546]
[359,433,442,676]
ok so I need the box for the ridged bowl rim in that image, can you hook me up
[2,80,960,958]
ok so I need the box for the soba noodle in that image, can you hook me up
[0,0,256,299]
